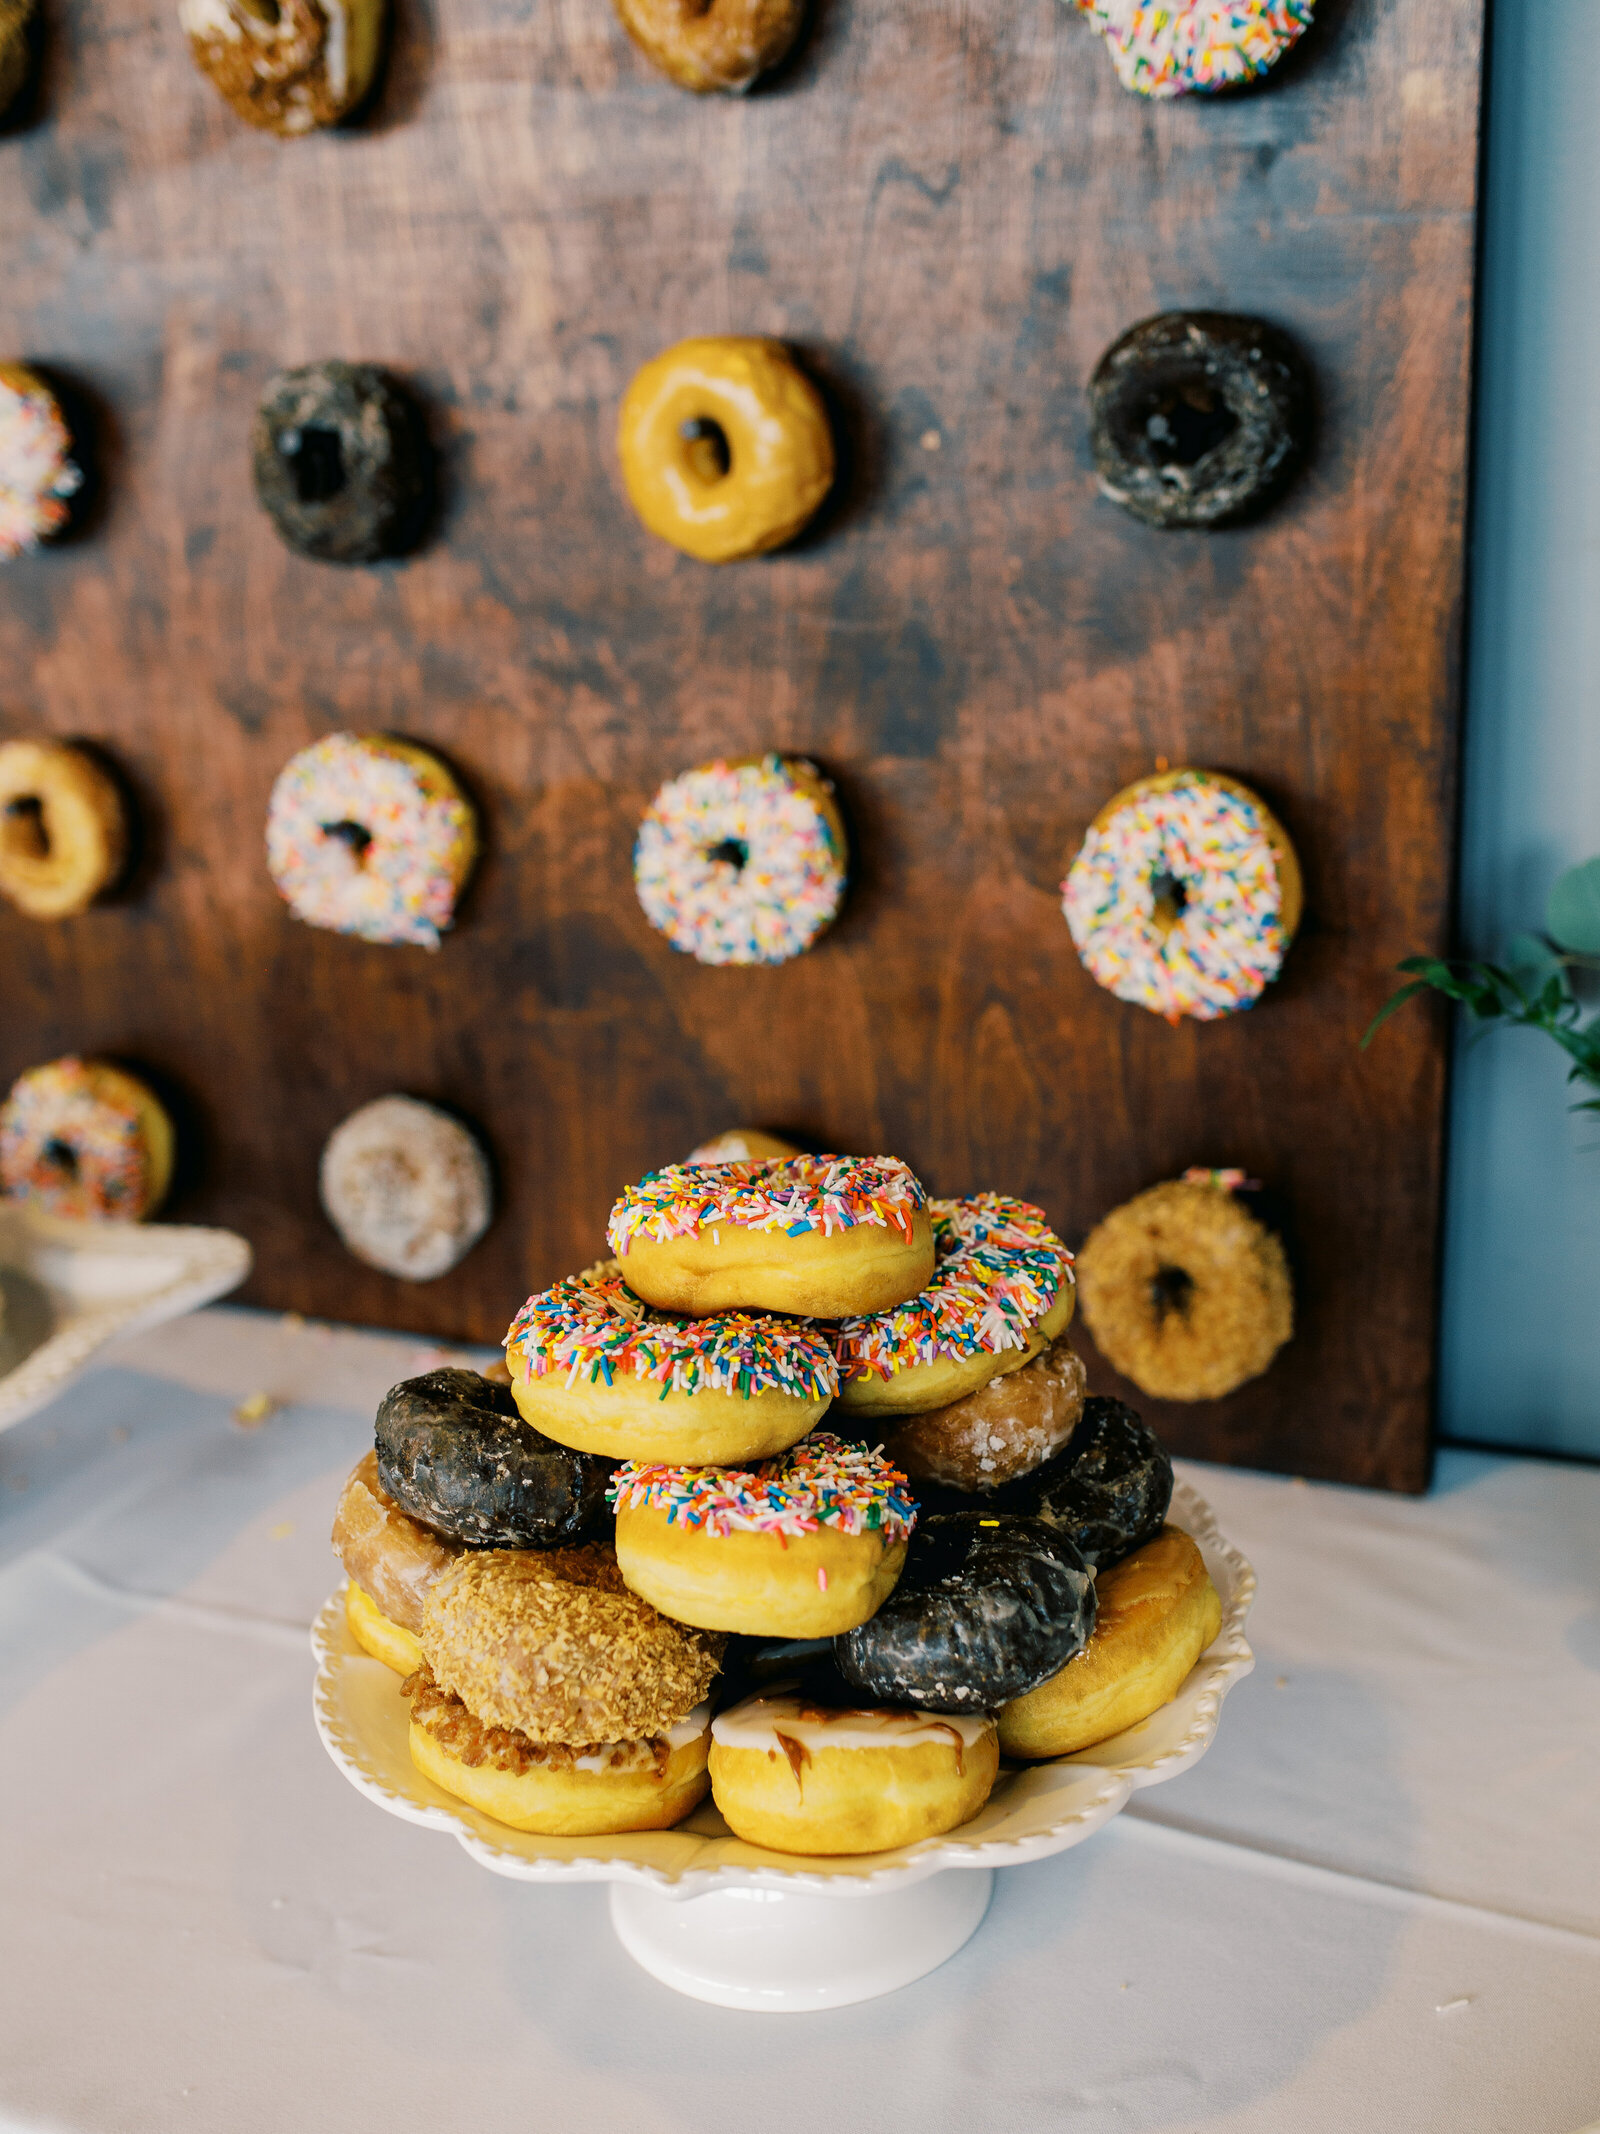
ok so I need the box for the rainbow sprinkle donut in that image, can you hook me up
[504,1259,837,1467]
[0,1056,174,1221]
[265,733,478,950]
[1062,769,1302,1023]
[610,1431,917,1637]
[0,366,83,562]
[1075,0,1314,98]
[633,754,847,967]
[834,1193,1077,1415]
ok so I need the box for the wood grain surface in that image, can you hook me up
[0,0,1485,1488]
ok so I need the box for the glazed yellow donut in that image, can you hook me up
[0,740,128,920]
[344,1579,424,1674]
[612,0,805,93]
[617,337,834,563]
[331,1450,462,1638]
[607,1153,935,1319]
[610,1432,915,1638]
[709,1690,999,1855]
[998,1525,1222,1759]
[0,1056,173,1220]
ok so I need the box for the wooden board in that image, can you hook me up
[0,0,1485,1489]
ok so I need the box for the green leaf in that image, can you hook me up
[1506,931,1569,997]
[1546,857,1600,955]
[1361,980,1431,1048]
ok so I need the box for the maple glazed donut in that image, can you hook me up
[0,365,83,561]
[505,1260,836,1466]
[1075,1,1314,98]
[1076,1171,1293,1400]
[710,1688,999,1855]
[0,740,128,920]
[320,1097,492,1279]
[635,755,848,966]
[1063,769,1301,1022]
[609,1432,916,1638]
[267,735,478,950]
[613,0,805,92]
[182,0,386,135]
[618,338,833,562]
[608,1153,934,1318]
[332,1450,463,1674]
[0,1056,173,1221]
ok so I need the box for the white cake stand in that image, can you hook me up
[313,1478,1255,2011]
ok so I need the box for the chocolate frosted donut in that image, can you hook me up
[375,1368,613,1549]
[1089,313,1310,529]
[835,1513,1096,1711]
[252,363,430,563]
[994,1397,1174,1569]
[885,1336,1088,1494]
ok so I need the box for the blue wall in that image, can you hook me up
[1439,0,1600,1456]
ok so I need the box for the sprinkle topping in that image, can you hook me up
[608,1153,926,1254]
[0,1057,152,1219]
[1076,0,1314,98]
[1181,1166,1258,1192]
[0,370,82,562]
[506,1262,838,1403]
[633,755,846,967]
[1062,775,1290,1022]
[833,1193,1075,1382]
[609,1431,918,1542]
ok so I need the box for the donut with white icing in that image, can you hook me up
[0,365,82,562]
[634,755,847,967]
[0,1056,173,1221]
[319,1096,492,1280]
[181,0,386,134]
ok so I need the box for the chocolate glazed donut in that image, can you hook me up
[375,1369,612,1548]
[835,1514,1097,1711]
[991,1396,1174,1569]
[252,362,432,563]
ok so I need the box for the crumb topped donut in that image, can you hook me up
[618,338,833,562]
[1076,0,1314,98]
[1076,1171,1293,1400]
[635,755,847,966]
[0,366,83,561]
[608,1152,934,1318]
[0,740,128,920]
[181,0,385,134]
[1063,769,1301,1022]
[835,1194,1076,1416]
[0,1056,173,1221]
[267,734,477,949]
[613,0,805,92]
[505,1259,836,1466]
[610,1431,916,1637]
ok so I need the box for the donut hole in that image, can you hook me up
[322,820,374,867]
[1149,869,1189,934]
[281,425,347,505]
[2,795,49,864]
[704,836,749,874]
[237,0,283,21]
[41,1138,80,1181]
[1136,382,1238,479]
[1149,1264,1194,1325]
[679,418,732,484]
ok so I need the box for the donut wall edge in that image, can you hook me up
[0,0,1484,1489]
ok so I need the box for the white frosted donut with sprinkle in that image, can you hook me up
[0,1056,173,1220]
[1075,0,1314,98]
[633,753,847,967]
[1062,769,1302,1023]
[0,365,82,562]
[266,734,478,950]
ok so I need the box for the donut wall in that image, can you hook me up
[0,0,1485,1490]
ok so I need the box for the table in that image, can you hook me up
[1,1307,1596,2134]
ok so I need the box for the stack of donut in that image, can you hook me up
[330,1151,1225,1856]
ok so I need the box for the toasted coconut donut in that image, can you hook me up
[505,1260,835,1466]
[709,1690,997,1856]
[610,1431,915,1638]
[0,741,128,921]
[608,1152,934,1318]
[835,1194,1075,1416]
[998,1525,1221,1757]
[613,0,804,92]
[344,1578,424,1673]
[687,1127,802,1166]
[331,1449,462,1636]
[1076,1171,1293,1400]
[419,1546,722,1746]
[886,1335,1088,1494]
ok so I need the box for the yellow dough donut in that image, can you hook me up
[998,1525,1222,1758]
[1076,1169,1293,1401]
[612,0,805,92]
[608,1153,934,1319]
[0,0,34,122]
[0,740,128,920]
[0,1056,173,1220]
[344,1579,424,1674]
[617,337,834,563]
[505,1260,836,1466]
[610,1432,916,1638]
[709,1690,999,1855]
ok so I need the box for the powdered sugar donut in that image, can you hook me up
[1062,769,1301,1023]
[686,1128,800,1166]
[0,1056,173,1221]
[0,366,83,562]
[266,734,477,950]
[319,1096,491,1279]
[1075,0,1314,97]
[633,754,847,966]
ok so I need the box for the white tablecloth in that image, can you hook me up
[1,1308,1596,2134]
